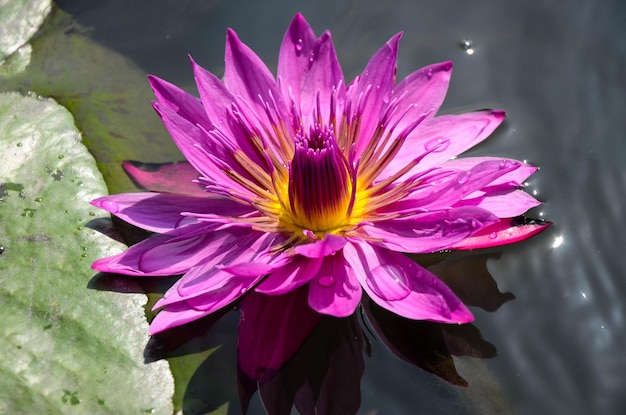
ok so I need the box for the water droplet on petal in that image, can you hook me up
[489,232,498,239]
[457,171,471,184]
[424,137,451,153]
[499,159,519,170]
[295,38,304,54]
[317,275,336,287]
[368,264,411,300]
[102,200,119,213]
[426,68,433,79]
[240,287,248,294]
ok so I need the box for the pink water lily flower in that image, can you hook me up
[92,13,547,335]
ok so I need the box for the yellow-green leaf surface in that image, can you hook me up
[0,92,174,414]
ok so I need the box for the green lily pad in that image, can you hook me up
[0,92,174,414]
[0,0,50,62]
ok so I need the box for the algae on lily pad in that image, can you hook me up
[0,92,174,414]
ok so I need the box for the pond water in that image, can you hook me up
[56,0,626,414]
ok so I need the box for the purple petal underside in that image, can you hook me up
[237,287,322,380]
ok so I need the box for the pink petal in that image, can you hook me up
[224,28,287,128]
[122,160,206,196]
[387,61,453,131]
[153,103,257,199]
[91,223,220,276]
[91,192,250,234]
[298,31,344,128]
[139,226,251,275]
[174,231,286,298]
[307,253,362,317]
[454,188,541,217]
[418,159,524,210]
[148,75,210,130]
[451,218,552,250]
[255,256,322,295]
[149,301,214,335]
[381,110,506,181]
[344,241,473,323]
[351,33,402,158]
[441,157,538,187]
[294,234,346,258]
[362,207,498,253]
[185,275,265,312]
[277,13,318,109]
[190,56,240,145]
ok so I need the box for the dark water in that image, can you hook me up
[56,0,626,414]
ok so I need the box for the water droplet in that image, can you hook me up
[424,137,450,152]
[317,275,336,287]
[88,212,95,216]
[295,38,304,54]
[58,154,64,159]
[34,197,42,202]
[102,200,119,213]
[489,232,498,239]
[0,246,5,255]
[240,287,248,294]
[461,39,475,55]
[499,159,519,170]
[426,68,433,79]
[368,264,411,300]
[457,171,471,184]
[16,142,22,147]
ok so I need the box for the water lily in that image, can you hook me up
[92,13,547,336]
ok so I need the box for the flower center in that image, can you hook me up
[285,125,352,234]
